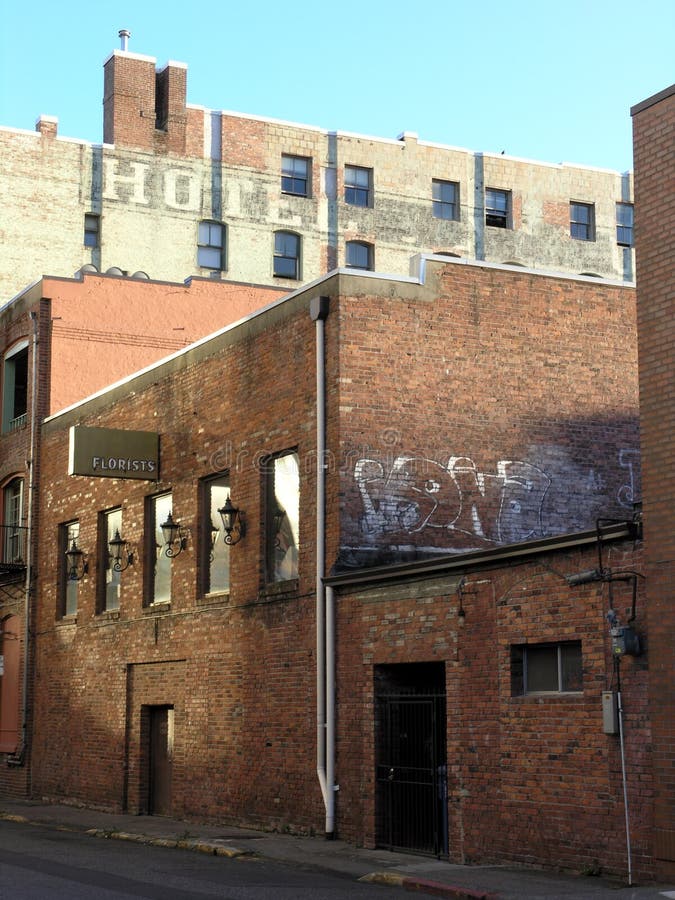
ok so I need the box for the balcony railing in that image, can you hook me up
[8,413,27,432]
[0,525,28,573]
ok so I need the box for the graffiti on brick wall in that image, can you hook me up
[354,448,640,547]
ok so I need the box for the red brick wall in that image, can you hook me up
[632,84,675,878]
[337,263,639,567]
[32,295,326,829]
[335,541,652,879]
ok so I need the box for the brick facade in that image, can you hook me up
[27,258,648,876]
[0,46,634,302]
[632,84,675,880]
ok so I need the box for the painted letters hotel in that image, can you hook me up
[0,39,673,884]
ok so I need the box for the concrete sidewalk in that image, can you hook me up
[0,798,673,900]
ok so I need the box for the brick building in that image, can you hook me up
[0,272,283,796]
[632,84,675,880]
[28,255,649,877]
[0,40,635,303]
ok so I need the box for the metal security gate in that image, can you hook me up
[375,664,447,856]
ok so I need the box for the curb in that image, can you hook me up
[360,872,498,900]
[0,812,251,860]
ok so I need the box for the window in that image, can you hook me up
[273,231,301,279]
[0,615,20,752]
[198,221,225,270]
[570,202,595,241]
[84,214,100,248]
[99,508,123,612]
[201,474,231,596]
[616,202,634,247]
[485,188,510,228]
[2,478,24,566]
[345,165,372,207]
[432,180,459,220]
[146,493,172,605]
[346,240,374,270]
[59,520,80,617]
[2,341,28,433]
[265,451,300,583]
[511,641,582,695]
[281,155,310,197]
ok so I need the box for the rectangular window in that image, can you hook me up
[99,507,123,612]
[201,474,231,596]
[2,478,24,566]
[432,179,459,220]
[570,202,595,241]
[616,202,634,247]
[485,188,510,228]
[281,155,310,197]
[2,341,28,433]
[265,451,300,583]
[345,165,372,207]
[273,231,301,279]
[59,520,80,617]
[146,492,172,605]
[84,214,100,248]
[198,221,225,270]
[511,641,582,695]
[346,240,374,270]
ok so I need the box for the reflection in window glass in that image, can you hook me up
[105,508,122,611]
[266,452,299,582]
[64,520,79,616]
[151,493,172,604]
[206,476,230,594]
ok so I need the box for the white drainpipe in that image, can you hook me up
[310,296,335,836]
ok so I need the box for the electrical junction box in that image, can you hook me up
[602,690,619,734]
[611,625,641,657]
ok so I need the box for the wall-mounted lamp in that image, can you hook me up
[218,496,244,545]
[65,538,88,581]
[109,528,133,571]
[160,511,188,558]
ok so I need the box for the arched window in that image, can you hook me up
[197,221,226,270]
[2,340,28,433]
[346,241,374,271]
[273,231,301,280]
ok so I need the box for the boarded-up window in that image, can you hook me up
[0,615,20,752]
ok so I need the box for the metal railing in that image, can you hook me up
[0,525,28,571]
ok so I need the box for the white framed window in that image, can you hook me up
[432,180,459,220]
[100,507,122,612]
[345,165,372,207]
[616,202,634,247]
[511,641,583,695]
[570,202,595,241]
[281,155,310,197]
[346,240,374,270]
[60,520,80,617]
[273,231,301,279]
[198,221,226,270]
[485,188,510,228]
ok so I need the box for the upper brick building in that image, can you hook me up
[0,42,635,302]
[632,83,675,881]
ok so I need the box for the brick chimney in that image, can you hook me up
[103,49,188,154]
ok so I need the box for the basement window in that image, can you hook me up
[511,641,582,695]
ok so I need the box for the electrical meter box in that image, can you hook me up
[602,690,619,734]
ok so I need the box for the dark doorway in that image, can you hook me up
[375,662,447,856]
[148,706,173,816]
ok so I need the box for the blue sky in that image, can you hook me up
[1,0,672,173]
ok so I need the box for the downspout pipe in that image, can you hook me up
[10,311,38,768]
[310,296,335,837]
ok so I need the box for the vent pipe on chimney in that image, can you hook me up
[118,29,131,51]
